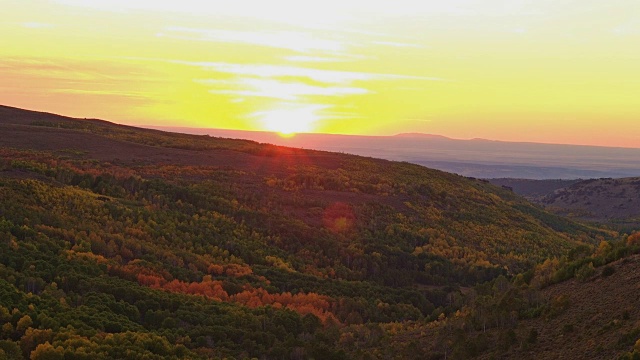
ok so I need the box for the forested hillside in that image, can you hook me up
[0,105,622,359]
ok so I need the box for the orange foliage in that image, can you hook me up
[224,263,253,277]
[231,287,338,323]
[162,278,229,301]
[627,232,640,246]
[207,264,224,275]
[207,263,253,278]
[136,274,166,288]
[124,263,337,323]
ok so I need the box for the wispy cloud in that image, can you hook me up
[0,58,109,81]
[371,41,425,48]
[52,88,151,100]
[202,78,370,100]
[0,57,158,104]
[176,61,443,84]
[284,56,352,63]
[180,59,443,129]
[161,26,346,53]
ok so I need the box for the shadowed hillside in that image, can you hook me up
[340,242,640,359]
[507,253,640,360]
[488,178,582,201]
[541,177,640,227]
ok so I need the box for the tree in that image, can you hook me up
[16,316,32,333]
[29,342,64,360]
[627,232,640,246]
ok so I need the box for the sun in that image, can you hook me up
[255,104,324,137]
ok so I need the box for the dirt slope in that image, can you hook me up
[488,254,640,359]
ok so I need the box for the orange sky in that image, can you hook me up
[2,0,640,147]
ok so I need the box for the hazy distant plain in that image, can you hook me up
[148,127,640,179]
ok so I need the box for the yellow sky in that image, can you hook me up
[2,0,640,147]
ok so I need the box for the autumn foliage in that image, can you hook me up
[0,108,622,360]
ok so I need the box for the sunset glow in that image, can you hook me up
[255,104,324,135]
[2,1,640,146]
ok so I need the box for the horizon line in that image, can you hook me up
[2,103,639,151]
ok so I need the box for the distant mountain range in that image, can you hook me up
[147,126,640,179]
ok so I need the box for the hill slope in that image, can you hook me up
[510,254,640,359]
[148,123,640,179]
[541,177,640,226]
[0,105,615,358]
[488,178,582,201]
[341,247,640,359]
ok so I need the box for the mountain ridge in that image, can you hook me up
[139,123,640,179]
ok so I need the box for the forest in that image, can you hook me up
[0,106,636,359]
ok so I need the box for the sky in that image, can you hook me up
[2,0,640,147]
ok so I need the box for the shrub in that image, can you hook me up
[575,262,595,281]
[627,232,640,246]
[547,295,571,318]
[602,266,615,277]
[562,323,574,333]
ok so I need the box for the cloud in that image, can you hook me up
[179,60,443,115]
[161,26,346,53]
[52,88,150,100]
[51,0,353,28]
[51,1,534,20]
[371,41,425,48]
[0,58,105,81]
[202,78,370,101]
[177,61,443,84]
[0,57,159,104]
[284,56,352,63]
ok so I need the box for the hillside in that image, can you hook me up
[541,177,640,227]
[488,178,582,202]
[0,105,617,359]
[508,254,640,360]
[339,243,640,359]
[149,124,640,179]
